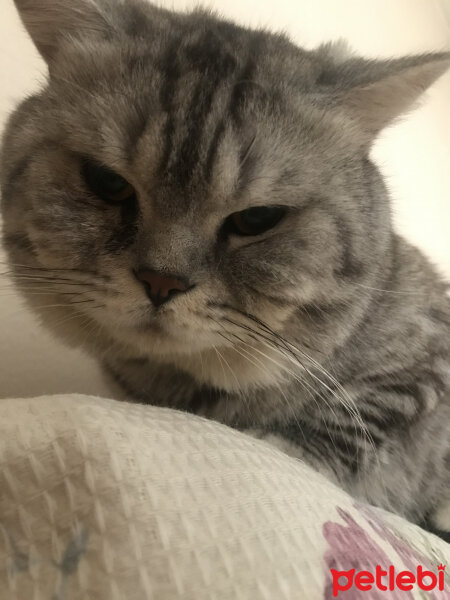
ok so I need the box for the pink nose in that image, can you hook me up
[135,269,189,307]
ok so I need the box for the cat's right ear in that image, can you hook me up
[13,0,112,64]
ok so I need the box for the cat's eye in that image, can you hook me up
[225,206,287,236]
[82,160,135,204]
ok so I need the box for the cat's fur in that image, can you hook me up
[2,0,450,537]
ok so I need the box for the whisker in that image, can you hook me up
[39,303,105,331]
[217,323,345,455]
[228,309,372,435]
[216,327,310,448]
[350,281,427,296]
[215,330,288,431]
[0,261,101,276]
[6,274,96,285]
[214,305,380,479]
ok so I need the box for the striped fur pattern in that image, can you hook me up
[2,0,450,538]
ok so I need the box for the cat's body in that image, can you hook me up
[2,0,449,538]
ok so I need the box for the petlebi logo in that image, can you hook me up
[331,563,446,597]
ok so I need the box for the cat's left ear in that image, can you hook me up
[13,0,112,63]
[319,45,450,146]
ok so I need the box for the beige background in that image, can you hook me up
[0,0,449,399]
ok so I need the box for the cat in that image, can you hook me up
[2,0,449,540]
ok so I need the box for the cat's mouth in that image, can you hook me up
[120,305,220,355]
[138,317,166,335]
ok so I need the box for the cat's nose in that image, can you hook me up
[135,269,190,307]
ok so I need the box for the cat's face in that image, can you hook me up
[2,0,448,389]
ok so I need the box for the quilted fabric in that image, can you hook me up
[0,395,448,600]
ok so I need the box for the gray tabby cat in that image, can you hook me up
[2,0,449,539]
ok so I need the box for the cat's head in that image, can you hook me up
[1,0,449,390]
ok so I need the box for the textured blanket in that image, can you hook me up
[0,395,448,599]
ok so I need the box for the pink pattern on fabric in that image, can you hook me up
[359,505,450,600]
[322,507,413,599]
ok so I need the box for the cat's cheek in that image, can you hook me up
[246,297,298,334]
[25,226,79,269]
[23,210,105,269]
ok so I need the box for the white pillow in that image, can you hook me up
[1,395,448,599]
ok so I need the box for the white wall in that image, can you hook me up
[0,0,449,398]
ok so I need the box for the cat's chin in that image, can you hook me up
[112,317,223,358]
[171,342,291,392]
[103,317,289,391]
